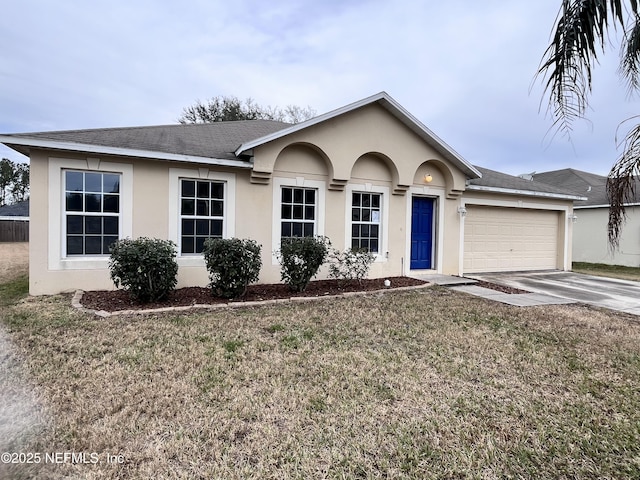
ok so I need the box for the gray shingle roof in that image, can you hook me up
[2,92,482,180]
[2,120,291,160]
[532,168,640,206]
[468,166,584,199]
[0,199,29,217]
[0,116,597,203]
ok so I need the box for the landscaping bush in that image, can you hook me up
[328,246,375,285]
[276,236,330,292]
[109,237,178,303]
[202,238,262,298]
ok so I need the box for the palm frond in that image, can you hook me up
[607,119,640,249]
[619,15,640,93]
[537,1,629,138]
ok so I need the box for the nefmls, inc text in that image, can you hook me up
[1,451,125,464]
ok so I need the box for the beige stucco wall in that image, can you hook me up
[573,207,640,267]
[28,151,51,294]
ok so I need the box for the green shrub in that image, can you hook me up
[276,236,330,292]
[109,237,178,303]
[328,247,375,285]
[202,238,262,298]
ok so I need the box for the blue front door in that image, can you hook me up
[410,197,434,270]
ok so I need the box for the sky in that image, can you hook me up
[2,0,639,177]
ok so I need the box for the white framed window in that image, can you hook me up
[351,191,381,253]
[48,157,133,270]
[179,178,225,254]
[345,184,389,262]
[272,177,325,262]
[64,170,120,256]
[168,168,236,263]
[280,186,316,239]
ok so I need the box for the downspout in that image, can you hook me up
[458,201,467,277]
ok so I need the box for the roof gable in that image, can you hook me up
[236,92,482,179]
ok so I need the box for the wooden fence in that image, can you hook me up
[0,219,29,242]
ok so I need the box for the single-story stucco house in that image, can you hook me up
[0,92,584,295]
[532,168,640,267]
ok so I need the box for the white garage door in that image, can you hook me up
[464,206,559,273]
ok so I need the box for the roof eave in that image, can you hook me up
[466,184,587,201]
[235,92,482,180]
[574,202,640,209]
[0,136,253,169]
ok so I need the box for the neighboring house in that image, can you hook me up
[0,92,584,295]
[532,168,640,267]
[0,199,29,242]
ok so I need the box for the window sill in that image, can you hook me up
[59,257,110,270]
[177,256,206,267]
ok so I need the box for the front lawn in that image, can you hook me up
[1,278,640,479]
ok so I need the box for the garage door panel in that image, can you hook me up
[464,206,559,273]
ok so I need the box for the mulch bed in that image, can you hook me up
[474,280,530,295]
[81,277,428,312]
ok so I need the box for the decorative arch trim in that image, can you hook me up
[251,141,336,186]
[349,152,398,183]
[413,158,466,199]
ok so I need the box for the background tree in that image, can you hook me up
[537,0,640,248]
[178,95,316,124]
[0,159,13,206]
[12,162,29,203]
[0,158,29,206]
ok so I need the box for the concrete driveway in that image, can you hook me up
[470,271,640,316]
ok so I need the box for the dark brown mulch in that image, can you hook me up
[81,277,428,312]
[474,280,530,295]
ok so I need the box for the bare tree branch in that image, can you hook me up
[178,96,316,124]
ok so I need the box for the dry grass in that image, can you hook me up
[572,262,640,282]
[0,242,28,283]
[1,279,640,479]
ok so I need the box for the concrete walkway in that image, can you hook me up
[414,274,477,286]
[450,284,575,307]
[412,274,576,307]
[471,271,640,315]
